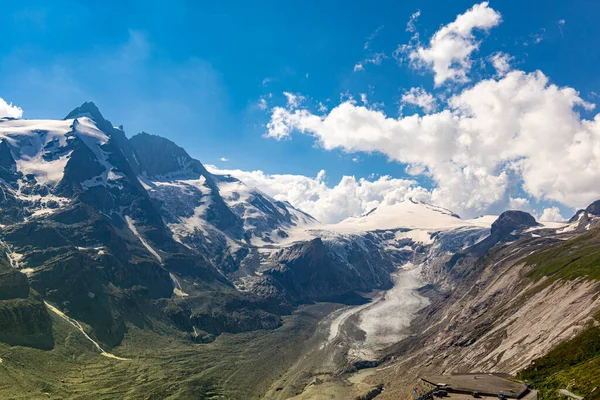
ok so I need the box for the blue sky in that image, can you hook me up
[2,1,600,221]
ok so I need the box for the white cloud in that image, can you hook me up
[283,92,305,108]
[489,52,513,76]
[532,32,544,44]
[364,25,384,50]
[220,157,229,162]
[258,98,268,110]
[508,199,567,222]
[360,93,368,105]
[406,10,421,33]
[558,20,565,36]
[508,197,534,214]
[0,97,23,118]
[539,206,565,222]
[206,165,428,223]
[318,102,328,113]
[354,53,387,72]
[524,29,545,46]
[366,52,386,66]
[265,70,600,217]
[401,87,436,113]
[405,2,501,86]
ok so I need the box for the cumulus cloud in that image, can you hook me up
[354,63,365,72]
[489,52,513,76]
[220,157,229,162]
[404,2,501,86]
[508,197,535,214]
[283,92,305,108]
[401,87,436,113]
[539,206,566,222]
[0,97,23,118]
[206,165,428,223]
[265,70,600,217]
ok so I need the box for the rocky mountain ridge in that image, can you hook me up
[0,103,493,350]
[1,102,599,399]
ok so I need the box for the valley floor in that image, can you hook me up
[265,265,429,399]
[0,302,341,399]
[0,266,428,399]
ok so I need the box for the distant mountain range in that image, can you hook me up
[1,103,599,399]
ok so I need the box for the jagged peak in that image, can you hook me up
[567,199,600,223]
[64,101,116,134]
[129,131,211,180]
[585,199,600,216]
[64,101,103,121]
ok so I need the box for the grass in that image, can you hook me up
[516,229,600,399]
[517,312,600,400]
[525,227,600,281]
[0,302,340,399]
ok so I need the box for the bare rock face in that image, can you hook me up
[260,237,394,304]
[491,210,538,236]
[0,261,53,349]
[0,266,29,300]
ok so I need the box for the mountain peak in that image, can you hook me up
[585,199,600,216]
[64,101,102,120]
[64,101,114,132]
[491,210,538,236]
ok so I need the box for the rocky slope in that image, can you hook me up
[353,206,600,400]
[0,259,53,349]
[2,102,599,400]
[0,103,492,354]
[0,103,286,349]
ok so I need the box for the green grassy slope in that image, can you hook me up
[517,313,600,399]
[0,303,338,399]
[517,228,600,399]
[526,227,600,281]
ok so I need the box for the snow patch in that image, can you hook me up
[45,302,130,361]
[328,200,492,234]
[125,216,163,264]
[169,273,189,297]
[395,229,434,245]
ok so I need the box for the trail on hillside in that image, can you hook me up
[44,302,130,361]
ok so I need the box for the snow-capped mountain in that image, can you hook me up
[0,104,491,290]
[4,102,600,400]
[0,103,496,346]
[0,101,578,351]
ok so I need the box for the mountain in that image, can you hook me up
[0,104,285,348]
[1,103,486,350]
[1,102,599,399]
[350,204,600,399]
